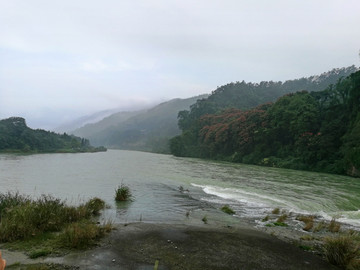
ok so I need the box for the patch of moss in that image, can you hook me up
[299,245,312,251]
[273,222,288,227]
[221,205,235,215]
[28,249,52,259]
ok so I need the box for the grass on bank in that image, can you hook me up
[115,184,132,202]
[323,233,360,269]
[296,215,315,231]
[0,192,112,256]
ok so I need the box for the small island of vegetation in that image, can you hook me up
[0,117,106,154]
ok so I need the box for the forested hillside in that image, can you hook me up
[170,67,360,177]
[0,117,106,153]
[176,66,357,132]
[72,95,208,153]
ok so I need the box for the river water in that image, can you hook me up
[1,150,359,227]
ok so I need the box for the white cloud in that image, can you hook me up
[80,61,109,72]
[0,0,359,128]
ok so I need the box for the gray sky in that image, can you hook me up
[0,0,359,129]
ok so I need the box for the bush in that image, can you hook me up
[0,195,69,241]
[324,235,360,269]
[84,197,105,215]
[0,191,30,220]
[272,208,280,214]
[221,205,235,215]
[0,193,106,242]
[0,202,38,241]
[115,184,132,202]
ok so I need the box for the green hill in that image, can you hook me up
[171,67,360,177]
[0,117,106,153]
[177,66,358,131]
[72,95,208,153]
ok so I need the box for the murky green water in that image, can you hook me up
[1,150,359,226]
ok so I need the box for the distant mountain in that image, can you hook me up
[72,95,208,153]
[0,117,106,153]
[54,109,120,133]
[54,101,157,133]
[70,110,143,139]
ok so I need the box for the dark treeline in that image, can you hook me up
[0,117,106,153]
[170,67,360,177]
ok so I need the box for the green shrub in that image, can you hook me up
[272,208,280,214]
[115,184,132,202]
[0,194,107,242]
[324,235,360,269]
[0,202,37,241]
[221,205,235,215]
[84,197,105,215]
[0,191,30,219]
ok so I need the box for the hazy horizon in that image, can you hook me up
[1,0,359,129]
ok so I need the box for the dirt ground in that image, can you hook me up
[11,222,335,270]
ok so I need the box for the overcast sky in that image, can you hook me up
[0,0,359,129]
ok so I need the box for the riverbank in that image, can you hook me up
[0,192,354,269]
[2,220,339,270]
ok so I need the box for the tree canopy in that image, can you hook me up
[171,68,360,177]
[0,117,106,153]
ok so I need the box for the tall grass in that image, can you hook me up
[296,215,314,231]
[324,234,360,269]
[0,192,106,242]
[276,214,288,223]
[84,197,106,215]
[328,218,341,233]
[115,184,132,202]
[58,221,101,249]
[0,191,30,219]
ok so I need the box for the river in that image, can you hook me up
[1,150,359,227]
